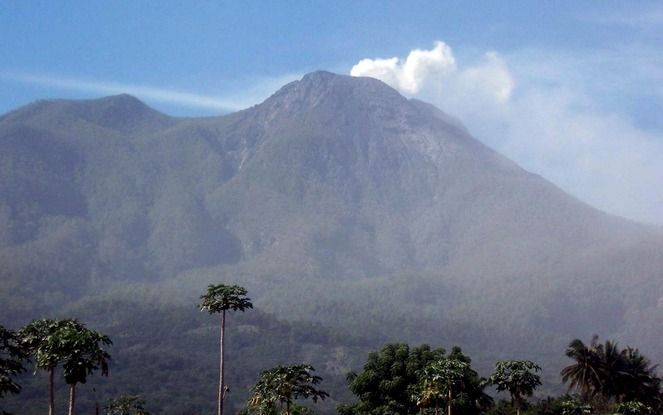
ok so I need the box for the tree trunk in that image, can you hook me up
[48,367,54,415]
[68,384,76,415]
[434,400,439,415]
[218,310,226,415]
[286,400,291,415]
[447,387,452,415]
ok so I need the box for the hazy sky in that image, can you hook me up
[1,1,662,225]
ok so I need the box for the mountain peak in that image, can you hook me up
[1,93,175,133]
[93,93,148,108]
[266,70,406,110]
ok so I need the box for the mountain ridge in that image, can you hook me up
[1,70,662,387]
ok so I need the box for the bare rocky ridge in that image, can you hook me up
[1,70,662,375]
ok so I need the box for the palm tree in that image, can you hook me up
[618,347,660,405]
[248,364,328,415]
[562,336,662,408]
[199,284,253,415]
[561,336,603,401]
[19,319,85,415]
[598,339,626,399]
[488,360,542,415]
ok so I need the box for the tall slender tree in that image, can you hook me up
[488,360,542,415]
[19,319,85,415]
[199,284,253,415]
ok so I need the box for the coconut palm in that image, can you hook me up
[561,336,604,401]
[598,339,626,399]
[617,347,661,406]
[562,336,662,408]
[199,284,253,415]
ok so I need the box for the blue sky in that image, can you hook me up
[1,1,662,224]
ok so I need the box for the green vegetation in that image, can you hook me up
[488,361,541,415]
[560,336,661,412]
[200,284,253,415]
[339,343,444,415]
[19,319,86,415]
[0,326,26,399]
[338,344,491,415]
[2,302,662,415]
[57,325,111,415]
[17,319,111,415]
[248,364,328,415]
[106,395,150,415]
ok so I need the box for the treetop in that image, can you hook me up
[199,284,253,314]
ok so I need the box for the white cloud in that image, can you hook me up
[351,41,456,93]
[351,41,514,106]
[350,41,663,225]
[0,72,250,112]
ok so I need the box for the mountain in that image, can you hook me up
[1,71,662,411]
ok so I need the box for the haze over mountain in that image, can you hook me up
[1,71,662,412]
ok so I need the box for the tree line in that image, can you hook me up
[2,284,662,415]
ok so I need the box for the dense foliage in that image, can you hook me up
[106,395,150,415]
[1,296,368,414]
[2,303,662,415]
[488,360,542,415]
[339,343,444,415]
[339,344,491,415]
[561,336,662,411]
[248,364,328,415]
[0,326,26,399]
[17,319,111,415]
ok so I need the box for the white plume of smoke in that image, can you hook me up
[351,41,513,103]
[351,41,457,93]
[350,41,663,225]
